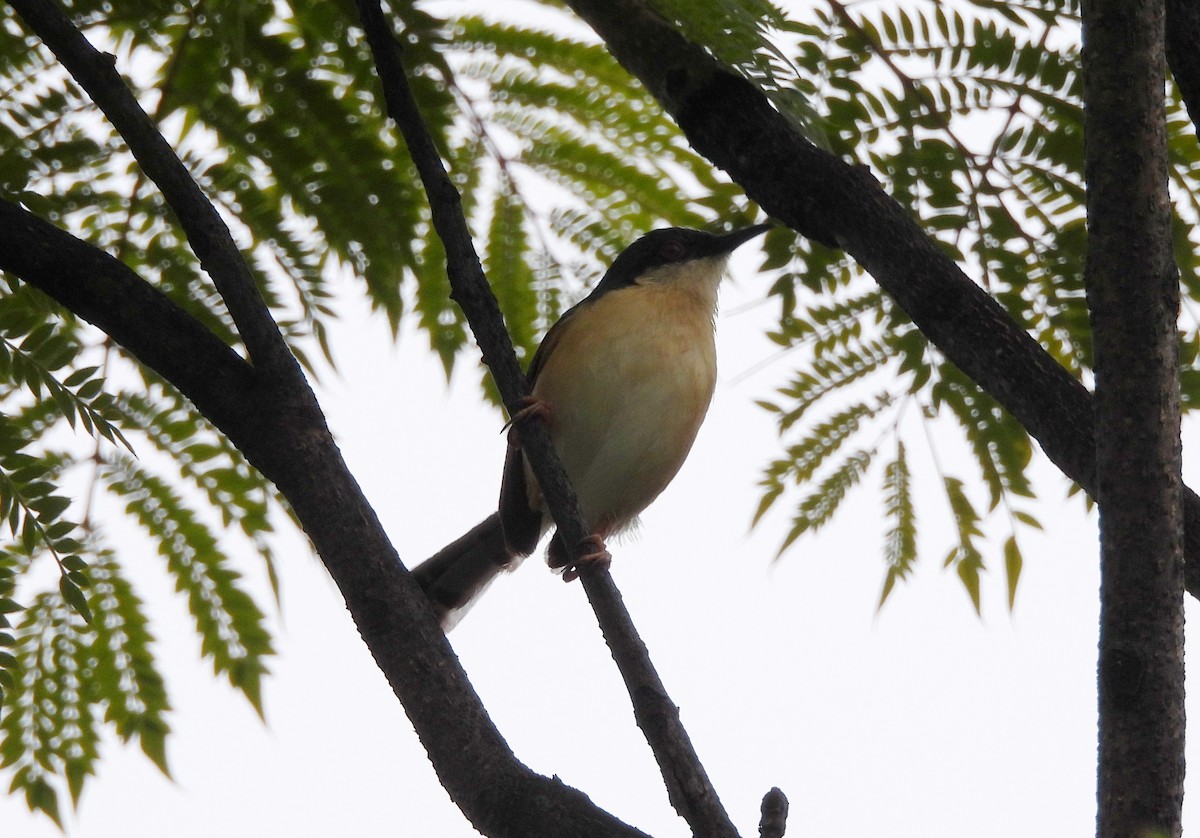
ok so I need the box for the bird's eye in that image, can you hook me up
[660,240,686,261]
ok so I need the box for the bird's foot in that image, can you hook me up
[502,395,551,439]
[562,534,612,582]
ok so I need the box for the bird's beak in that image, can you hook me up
[715,223,773,254]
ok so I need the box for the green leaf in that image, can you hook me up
[24,776,63,829]
[86,551,171,778]
[102,455,272,712]
[1004,535,1023,611]
[879,442,917,609]
[1,592,98,822]
[59,576,92,625]
[778,449,873,554]
[942,478,985,614]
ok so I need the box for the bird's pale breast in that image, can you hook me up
[528,280,719,535]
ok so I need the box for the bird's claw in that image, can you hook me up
[502,395,551,437]
[562,534,612,582]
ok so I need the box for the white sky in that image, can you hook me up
[5,247,1199,836]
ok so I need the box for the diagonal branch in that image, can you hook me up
[0,197,652,838]
[7,0,293,373]
[0,199,256,420]
[560,0,1200,598]
[353,2,740,836]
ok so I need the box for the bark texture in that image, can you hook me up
[1083,0,1185,834]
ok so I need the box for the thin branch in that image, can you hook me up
[758,788,788,838]
[353,2,739,836]
[7,0,293,373]
[449,81,583,289]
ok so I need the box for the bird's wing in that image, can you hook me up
[523,296,589,386]
[498,433,542,556]
[498,297,594,555]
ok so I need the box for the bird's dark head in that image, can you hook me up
[592,224,771,298]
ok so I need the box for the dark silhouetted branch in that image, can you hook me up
[1084,0,1184,833]
[354,1,739,836]
[1166,0,1200,129]
[758,788,788,838]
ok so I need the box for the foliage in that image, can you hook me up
[0,0,744,821]
[645,0,824,137]
[4,0,1197,825]
[746,0,1200,609]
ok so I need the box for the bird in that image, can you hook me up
[412,223,771,629]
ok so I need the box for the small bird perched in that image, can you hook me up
[413,224,771,629]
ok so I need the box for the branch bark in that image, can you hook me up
[1083,0,1185,833]
[758,788,788,838]
[559,0,1200,598]
[354,2,739,835]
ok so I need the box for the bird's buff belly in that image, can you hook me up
[528,305,717,534]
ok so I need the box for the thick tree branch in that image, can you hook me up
[0,194,653,838]
[8,0,292,372]
[560,0,1200,598]
[1084,0,1184,833]
[0,200,257,419]
[354,2,739,835]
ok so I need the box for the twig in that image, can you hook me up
[8,0,294,373]
[758,788,789,838]
[353,2,739,836]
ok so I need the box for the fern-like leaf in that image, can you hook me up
[879,442,917,608]
[778,449,873,553]
[942,477,985,613]
[101,455,272,713]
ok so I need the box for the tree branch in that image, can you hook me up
[560,0,1200,598]
[7,0,292,373]
[353,2,739,835]
[0,199,257,418]
[1084,0,1184,832]
[758,788,788,838]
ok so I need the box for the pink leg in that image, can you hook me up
[503,395,551,446]
[562,534,612,582]
[505,395,550,428]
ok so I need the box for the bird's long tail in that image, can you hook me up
[411,513,518,630]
